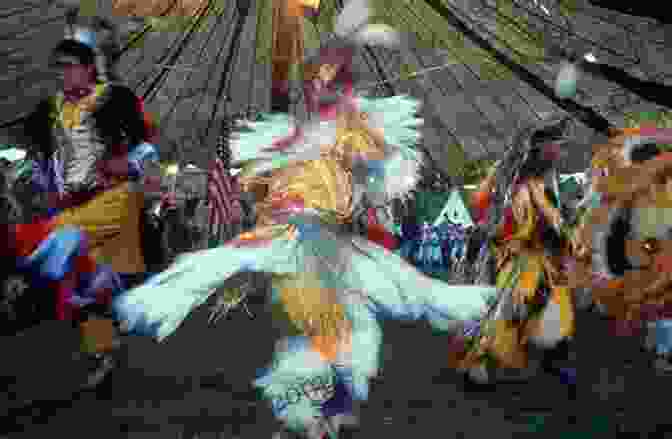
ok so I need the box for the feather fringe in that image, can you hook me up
[333,0,401,48]
[232,93,423,205]
[230,113,298,165]
[334,0,372,38]
[378,144,424,202]
[113,234,299,341]
[357,95,424,202]
[238,119,339,177]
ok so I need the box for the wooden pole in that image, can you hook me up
[271,0,306,110]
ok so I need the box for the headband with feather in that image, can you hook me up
[233,0,420,210]
[51,8,122,82]
[301,0,401,120]
[305,0,401,62]
[479,116,572,236]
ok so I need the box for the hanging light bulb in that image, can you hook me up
[583,53,597,63]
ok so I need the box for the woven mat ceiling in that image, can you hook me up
[1,0,670,175]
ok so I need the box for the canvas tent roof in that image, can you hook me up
[1,1,671,176]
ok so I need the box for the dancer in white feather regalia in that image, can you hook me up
[113,2,498,437]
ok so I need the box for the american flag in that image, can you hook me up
[207,129,242,243]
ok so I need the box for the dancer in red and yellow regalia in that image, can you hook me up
[112,3,498,438]
[6,12,161,386]
[449,118,582,386]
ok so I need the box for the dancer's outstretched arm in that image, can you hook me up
[338,234,498,331]
[113,225,301,341]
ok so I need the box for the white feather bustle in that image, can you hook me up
[376,144,425,202]
[333,0,401,48]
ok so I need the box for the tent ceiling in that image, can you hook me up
[1,0,671,175]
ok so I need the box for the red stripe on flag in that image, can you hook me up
[207,158,242,237]
[213,161,234,219]
[212,162,232,222]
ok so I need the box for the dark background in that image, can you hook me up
[0,0,609,175]
[1,301,671,438]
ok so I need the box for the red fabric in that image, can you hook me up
[608,319,642,337]
[501,207,515,241]
[12,219,58,258]
[55,274,77,321]
[366,208,399,250]
[63,85,95,103]
[74,252,97,277]
[104,142,130,161]
[161,191,178,209]
[137,96,158,143]
[471,190,490,225]
[448,336,468,355]
[272,80,290,95]
[657,151,672,163]
[208,158,243,233]
[95,287,113,307]
[12,219,100,322]
[655,254,672,273]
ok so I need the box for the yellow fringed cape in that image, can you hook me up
[53,182,146,274]
[449,178,575,370]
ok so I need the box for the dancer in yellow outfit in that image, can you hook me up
[113,25,498,439]
[20,13,161,278]
[10,12,160,387]
[449,117,581,385]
